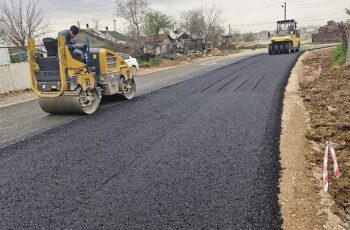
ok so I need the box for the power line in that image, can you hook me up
[230,12,346,27]
[231,0,345,18]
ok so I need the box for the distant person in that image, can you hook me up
[58,25,83,60]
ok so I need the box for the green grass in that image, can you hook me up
[139,56,164,68]
[332,44,346,69]
[149,56,164,65]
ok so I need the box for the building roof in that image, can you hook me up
[168,30,192,40]
[100,31,127,41]
[144,34,171,43]
[80,29,115,41]
[77,28,129,52]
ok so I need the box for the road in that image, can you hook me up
[0,50,265,148]
[0,45,334,148]
[0,47,320,228]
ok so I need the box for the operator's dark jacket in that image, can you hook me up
[58,29,72,44]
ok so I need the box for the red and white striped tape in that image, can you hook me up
[323,142,340,192]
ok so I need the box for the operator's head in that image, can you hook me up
[69,25,80,38]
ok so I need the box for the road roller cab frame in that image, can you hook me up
[28,36,136,114]
[268,19,300,55]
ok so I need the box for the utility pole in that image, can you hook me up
[77,21,80,28]
[113,18,117,32]
[229,24,231,36]
[281,2,287,20]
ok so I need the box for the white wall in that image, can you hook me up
[0,48,10,65]
[0,62,31,94]
[0,37,11,65]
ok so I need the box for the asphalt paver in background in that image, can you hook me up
[0,53,301,229]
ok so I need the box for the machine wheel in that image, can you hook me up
[131,66,138,77]
[119,77,136,100]
[273,45,279,55]
[268,45,273,55]
[284,43,292,54]
[38,87,101,115]
[78,89,101,114]
[278,44,285,54]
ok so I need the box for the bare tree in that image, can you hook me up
[180,6,224,47]
[124,23,140,52]
[242,32,256,42]
[180,9,205,39]
[203,6,225,47]
[91,18,100,30]
[231,29,241,41]
[0,0,49,49]
[115,0,149,54]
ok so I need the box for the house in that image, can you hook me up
[312,21,341,43]
[170,31,191,53]
[257,30,271,40]
[144,34,172,55]
[143,29,209,55]
[76,28,132,54]
[100,29,128,44]
[169,30,206,54]
[221,34,234,44]
[299,26,318,35]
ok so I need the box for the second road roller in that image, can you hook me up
[268,19,301,55]
[28,35,136,114]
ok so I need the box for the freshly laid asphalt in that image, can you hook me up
[0,50,265,149]
[0,52,301,229]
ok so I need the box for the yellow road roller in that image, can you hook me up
[268,19,301,55]
[28,36,135,114]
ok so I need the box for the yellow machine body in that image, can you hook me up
[28,35,135,114]
[268,19,301,55]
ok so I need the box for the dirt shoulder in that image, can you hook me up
[0,90,36,108]
[280,48,349,229]
[138,50,242,76]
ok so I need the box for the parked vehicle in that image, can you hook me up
[118,53,139,76]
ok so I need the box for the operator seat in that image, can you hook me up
[43,37,58,57]
[42,37,85,63]
[35,37,59,72]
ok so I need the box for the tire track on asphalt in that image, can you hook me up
[251,74,267,92]
[216,75,241,92]
[200,55,266,93]
[233,75,256,92]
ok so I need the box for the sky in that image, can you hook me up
[36,0,349,36]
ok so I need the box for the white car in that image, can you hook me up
[118,53,139,76]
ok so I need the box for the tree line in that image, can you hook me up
[0,0,257,52]
[115,0,225,54]
[0,0,226,51]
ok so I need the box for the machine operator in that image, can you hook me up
[58,25,84,61]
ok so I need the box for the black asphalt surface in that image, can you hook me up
[0,50,264,149]
[0,52,301,229]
